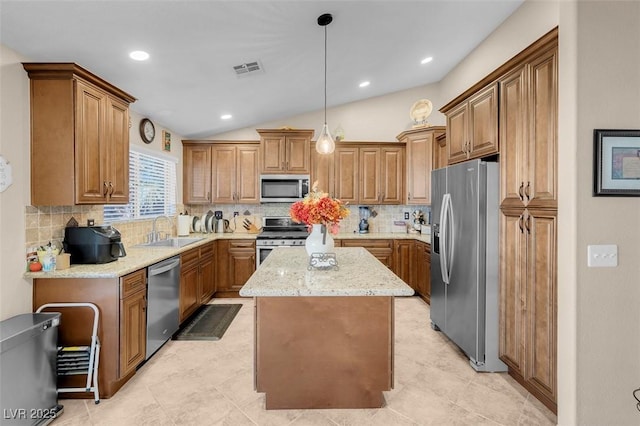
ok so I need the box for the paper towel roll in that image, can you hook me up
[178,215,191,236]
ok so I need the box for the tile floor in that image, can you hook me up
[52,297,557,425]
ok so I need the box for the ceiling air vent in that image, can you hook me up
[233,61,263,77]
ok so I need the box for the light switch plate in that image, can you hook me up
[587,244,618,267]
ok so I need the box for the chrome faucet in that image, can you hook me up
[149,215,172,243]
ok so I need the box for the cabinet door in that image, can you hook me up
[446,102,468,165]
[380,147,404,204]
[75,80,108,203]
[199,254,215,303]
[433,133,448,170]
[499,65,528,208]
[499,208,527,375]
[237,145,260,203]
[393,240,413,286]
[334,147,359,203]
[527,48,558,209]
[183,145,212,204]
[179,259,200,323]
[105,96,129,203]
[261,136,285,173]
[406,132,433,204]
[285,136,310,173]
[525,209,557,403]
[468,83,499,158]
[311,144,334,196]
[212,145,237,203]
[119,290,146,378]
[228,240,256,292]
[359,148,380,204]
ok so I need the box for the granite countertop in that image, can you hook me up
[25,231,431,280]
[24,232,255,280]
[239,247,414,297]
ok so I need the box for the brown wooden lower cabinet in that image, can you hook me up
[414,241,431,304]
[393,240,413,286]
[180,242,216,323]
[216,239,256,297]
[340,239,393,269]
[499,207,557,413]
[32,268,147,398]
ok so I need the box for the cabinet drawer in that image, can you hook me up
[181,247,200,268]
[120,269,146,299]
[200,242,215,259]
[341,239,393,249]
[229,240,255,250]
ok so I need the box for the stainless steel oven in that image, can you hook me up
[255,217,308,268]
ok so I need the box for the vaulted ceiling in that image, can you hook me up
[1,1,523,138]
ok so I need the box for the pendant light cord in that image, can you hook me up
[323,24,327,125]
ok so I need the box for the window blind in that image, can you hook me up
[104,149,176,223]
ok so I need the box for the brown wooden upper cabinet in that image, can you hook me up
[182,141,260,204]
[257,129,314,174]
[397,126,445,205]
[499,47,558,210]
[312,142,404,205]
[24,63,136,205]
[442,83,498,165]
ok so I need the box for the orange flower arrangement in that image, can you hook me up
[289,183,349,234]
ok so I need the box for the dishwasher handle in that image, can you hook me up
[148,258,180,276]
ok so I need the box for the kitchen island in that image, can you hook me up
[239,247,413,409]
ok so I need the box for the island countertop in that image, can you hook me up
[239,247,414,297]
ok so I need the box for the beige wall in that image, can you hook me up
[573,1,640,424]
[0,45,32,320]
[208,82,445,141]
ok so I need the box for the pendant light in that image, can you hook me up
[316,13,335,155]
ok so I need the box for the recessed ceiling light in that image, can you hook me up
[359,81,370,88]
[421,56,433,65]
[129,50,149,61]
[221,114,232,120]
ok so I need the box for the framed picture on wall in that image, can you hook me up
[163,130,171,152]
[593,129,640,196]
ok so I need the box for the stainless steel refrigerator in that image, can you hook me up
[430,159,506,372]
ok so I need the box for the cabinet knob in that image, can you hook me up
[103,181,108,196]
[108,181,114,196]
[518,215,524,234]
[525,181,531,201]
[524,215,531,234]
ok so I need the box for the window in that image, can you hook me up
[104,147,177,222]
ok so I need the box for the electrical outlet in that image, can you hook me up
[233,211,239,217]
[404,212,410,220]
[87,219,95,226]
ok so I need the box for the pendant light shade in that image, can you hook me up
[316,13,335,154]
[316,123,335,154]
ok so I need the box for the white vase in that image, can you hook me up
[305,224,334,256]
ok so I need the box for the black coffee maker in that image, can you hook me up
[63,225,126,264]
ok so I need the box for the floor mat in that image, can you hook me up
[173,304,242,341]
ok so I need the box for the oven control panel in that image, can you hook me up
[256,239,306,247]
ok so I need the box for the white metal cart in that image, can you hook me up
[36,302,101,404]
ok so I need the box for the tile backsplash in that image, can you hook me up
[25,203,431,252]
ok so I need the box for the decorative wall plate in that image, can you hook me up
[410,99,433,127]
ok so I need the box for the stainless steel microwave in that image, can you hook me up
[259,174,310,203]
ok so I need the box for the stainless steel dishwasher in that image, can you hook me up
[146,256,180,360]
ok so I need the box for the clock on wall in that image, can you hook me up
[139,118,155,144]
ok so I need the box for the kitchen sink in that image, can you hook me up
[135,237,205,248]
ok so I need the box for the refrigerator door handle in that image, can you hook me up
[440,193,452,284]
[446,193,454,283]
